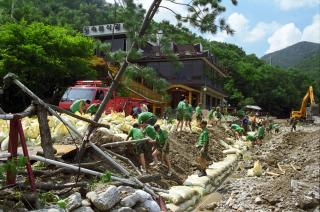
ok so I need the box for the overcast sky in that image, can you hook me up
[106,0,320,57]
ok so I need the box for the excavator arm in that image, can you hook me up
[291,86,315,119]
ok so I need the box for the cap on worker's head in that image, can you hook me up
[154,124,160,130]
[201,120,207,126]
[133,123,139,128]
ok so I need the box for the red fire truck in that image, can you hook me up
[58,80,147,115]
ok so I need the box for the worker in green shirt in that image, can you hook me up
[196,120,209,177]
[230,123,243,140]
[215,107,222,125]
[208,107,215,126]
[195,103,203,124]
[87,103,100,115]
[70,99,87,114]
[151,125,172,176]
[126,123,146,173]
[183,99,193,132]
[140,121,158,166]
[255,122,265,145]
[176,98,186,131]
[138,111,157,126]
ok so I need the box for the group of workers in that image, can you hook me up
[124,110,210,177]
[69,98,284,178]
[126,111,173,176]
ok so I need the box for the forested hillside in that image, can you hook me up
[261,41,320,68]
[0,0,319,117]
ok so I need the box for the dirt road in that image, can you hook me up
[203,125,320,212]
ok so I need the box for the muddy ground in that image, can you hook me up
[203,125,320,212]
[86,125,228,189]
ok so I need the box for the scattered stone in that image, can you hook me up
[133,206,148,212]
[72,206,94,212]
[298,195,319,209]
[87,186,121,211]
[139,200,160,212]
[117,207,135,212]
[204,202,218,210]
[118,186,136,194]
[81,199,91,207]
[254,196,263,204]
[30,209,65,212]
[134,190,152,201]
[66,192,82,211]
[120,193,140,208]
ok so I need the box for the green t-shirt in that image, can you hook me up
[235,127,244,133]
[87,104,99,114]
[156,129,168,145]
[138,112,154,124]
[177,101,186,112]
[143,125,157,140]
[258,126,265,138]
[128,128,144,140]
[197,128,209,147]
[186,104,193,114]
[231,124,240,130]
[70,99,85,113]
[208,109,215,119]
[195,106,202,114]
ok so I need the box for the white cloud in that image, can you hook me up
[266,14,320,53]
[274,0,320,10]
[246,22,280,42]
[227,12,249,33]
[266,23,302,53]
[209,13,279,43]
[301,14,320,43]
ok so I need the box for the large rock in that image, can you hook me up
[117,207,135,212]
[87,186,121,211]
[66,192,82,211]
[139,200,160,212]
[120,193,141,207]
[72,206,94,212]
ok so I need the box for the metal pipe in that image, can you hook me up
[23,154,134,185]
[101,138,149,147]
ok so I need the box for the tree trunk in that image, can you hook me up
[36,104,55,159]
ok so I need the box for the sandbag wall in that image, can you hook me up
[160,141,246,212]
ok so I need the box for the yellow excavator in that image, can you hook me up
[290,86,319,121]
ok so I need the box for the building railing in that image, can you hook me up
[127,80,165,103]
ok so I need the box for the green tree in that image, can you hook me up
[0,22,96,101]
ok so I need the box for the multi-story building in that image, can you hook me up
[84,23,227,114]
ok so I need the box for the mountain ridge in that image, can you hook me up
[261,41,320,68]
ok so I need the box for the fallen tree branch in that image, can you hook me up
[104,148,142,176]
[277,163,285,174]
[266,171,280,176]
[101,138,149,148]
[17,182,87,191]
[290,163,298,171]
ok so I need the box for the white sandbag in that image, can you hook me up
[223,148,241,155]
[114,133,128,140]
[219,140,231,149]
[166,204,182,212]
[204,184,213,194]
[176,195,198,212]
[190,186,206,197]
[169,186,198,203]
[253,160,262,176]
[206,169,221,179]
[183,175,211,188]
[1,137,9,151]
[208,162,228,172]
[0,131,7,142]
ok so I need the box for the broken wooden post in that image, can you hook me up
[35,103,55,159]
[101,138,149,148]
